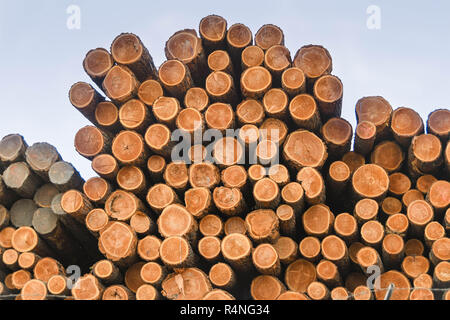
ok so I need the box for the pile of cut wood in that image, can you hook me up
[0,14,449,300]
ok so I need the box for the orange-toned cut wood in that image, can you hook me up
[224,217,247,236]
[241,45,265,71]
[205,102,235,133]
[409,134,443,177]
[160,236,197,269]
[276,205,296,237]
[147,155,166,183]
[209,262,236,291]
[283,130,328,170]
[221,233,253,272]
[203,289,235,300]
[426,180,450,216]
[391,107,424,147]
[185,188,213,219]
[307,281,330,300]
[424,221,445,248]
[83,48,114,87]
[313,75,343,121]
[157,204,198,243]
[322,235,349,271]
[158,59,193,100]
[227,23,253,68]
[357,246,384,274]
[189,162,221,189]
[354,121,377,156]
[382,234,405,268]
[146,184,178,214]
[245,209,280,244]
[85,209,109,236]
[342,151,365,174]
[260,117,289,145]
[164,162,189,193]
[331,287,349,301]
[303,205,333,238]
[214,187,246,217]
[355,96,393,140]
[404,239,424,256]
[137,236,162,262]
[144,124,173,158]
[251,275,286,300]
[263,88,289,120]
[47,274,69,296]
[352,164,389,202]
[430,237,450,266]
[136,284,160,300]
[0,226,15,249]
[371,141,404,174]
[407,200,434,237]
[112,130,148,167]
[72,274,104,300]
[102,285,134,300]
[138,79,164,107]
[198,236,222,263]
[161,268,212,300]
[401,255,430,280]
[253,178,280,209]
[83,177,112,205]
[117,166,147,196]
[416,175,437,195]
[413,273,433,289]
[402,189,424,209]
[105,190,145,222]
[205,71,238,105]
[293,45,332,89]
[103,65,140,104]
[213,137,244,168]
[130,211,154,237]
[354,198,379,225]
[2,249,19,271]
[241,66,272,100]
[236,99,265,126]
[18,252,40,271]
[11,227,53,257]
[255,24,284,50]
[327,161,351,196]
[119,99,152,133]
[122,263,146,295]
[199,15,228,53]
[353,286,372,300]
[299,236,322,263]
[284,259,317,293]
[281,67,306,98]
[21,279,48,300]
[140,262,167,287]
[69,82,104,124]
[409,288,434,300]
[334,213,358,244]
[427,109,450,142]
[273,236,298,265]
[433,261,450,288]
[281,182,305,214]
[381,197,403,218]
[252,243,281,276]
[91,154,119,181]
[92,101,119,132]
[389,173,411,198]
[152,96,181,129]
[92,259,123,285]
[321,118,353,159]
[34,257,64,283]
[264,45,291,85]
[361,220,385,248]
[297,167,327,205]
[316,259,341,288]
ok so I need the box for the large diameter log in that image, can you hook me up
[214,187,246,216]
[302,205,333,239]
[99,221,138,268]
[251,275,286,300]
[11,227,53,257]
[213,137,244,168]
[293,45,332,90]
[241,66,272,100]
[227,23,253,70]
[354,198,379,225]
[157,204,198,243]
[158,60,193,100]
[388,172,411,198]
[288,94,321,132]
[281,182,305,214]
[103,65,140,104]
[255,24,284,51]
[10,199,37,228]
[199,214,223,237]
[199,15,228,53]
[427,109,450,142]
[165,29,207,85]
[321,235,349,272]
[245,209,279,244]
[241,46,265,71]
[352,164,389,203]
[74,126,111,160]
[408,134,443,177]
[264,45,291,86]
[82,48,114,87]
[68,82,104,123]
[161,268,212,300]
[0,134,27,165]
[186,188,214,219]
[111,33,157,82]
[176,108,205,138]
[374,271,411,300]
[205,71,238,105]
[284,259,317,293]
[283,130,328,171]
[260,117,289,145]
[49,161,84,192]
[313,74,343,121]
[112,131,148,167]
[321,118,353,160]
[3,162,42,198]
[391,107,424,147]
[21,279,48,300]
[60,190,93,224]
[221,233,253,272]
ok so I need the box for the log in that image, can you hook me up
[161,268,212,300]
[382,233,405,269]
[334,213,358,244]
[153,97,181,129]
[0,205,9,229]
[426,180,449,217]
[48,161,84,192]
[241,46,265,71]
[327,161,351,203]
[72,274,104,300]
[0,226,15,249]
[3,162,42,198]
[0,134,27,166]
[74,126,111,160]
[103,65,140,104]
[199,15,228,53]
[140,262,167,287]
[221,233,253,272]
[105,190,145,222]
[264,45,291,86]
[248,164,266,185]
[33,184,59,209]
[137,236,161,262]
[145,124,174,158]
[184,87,210,112]
[251,275,286,300]
[111,33,157,82]
[263,88,289,120]
[252,243,281,276]
[92,259,123,285]
[302,205,333,239]
[342,151,366,174]
[331,287,350,301]
[381,197,402,218]
[224,217,247,236]
[299,236,322,263]
[405,239,425,257]
[10,199,36,228]
[275,205,296,237]
[433,261,450,289]
[176,107,205,139]
[158,60,193,100]
[386,214,410,238]
[321,235,349,271]
[255,24,284,51]
[280,182,305,214]
[297,167,326,205]
[2,249,19,271]
[389,172,411,198]
[283,130,328,171]
[124,262,146,293]
[260,118,289,145]
[316,259,342,288]
[208,50,234,75]
[164,162,189,193]
[416,174,437,195]
[165,29,207,85]
[427,109,450,142]
[409,134,443,177]
[273,236,298,265]
[0,175,19,208]
[11,270,32,290]
[95,105,122,141]
[85,209,109,236]
[21,279,48,300]
[236,99,265,126]
[293,45,332,91]
[221,165,249,192]
[119,99,152,134]
[354,198,379,225]
[241,66,272,100]
[160,236,197,268]
[102,285,134,300]
[205,101,236,133]
[213,137,244,168]
[60,190,93,224]
[430,237,450,266]
[424,221,445,248]
[136,284,160,300]
[354,121,377,156]
[18,252,40,271]
[130,211,155,238]
[83,48,114,88]
[91,154,119,181]
[226,23,253,70]
[253,178,280,209]
[361,220,385,248]
[413,273,433,289]
[68,82,104,123]
[112,130,148,167]
[138,79,164,107]
[402,189,424,209]
[24,142,61,181]
[352,164,389,203]
[245,209,279,244]
[410,288,434,301]
[146,184,178,214]
[268,165,290,188]
[281,67,306,98]
[307,281,330,300]
[33,257,65,283]
[401,255,430,280]
[157,204,198,243]
[353,286,373,301]
[407,200,434,237]
[147,155,166,183]
[355,96,393,141]
[284,259,317,293]
[391,107,424,147]
[321,118,353,160]
[83,177,112,205]
[185,188,214,219]
[198,236,222,263]
[288,94,321,132]
[209,263,236,291]
[313,75,343,121]
[199,214,223,237]
[117,166,146,196]
[357,246,384,275]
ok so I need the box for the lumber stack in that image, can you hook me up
[0,14,448,301]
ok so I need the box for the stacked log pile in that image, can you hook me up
[0,14,449,301]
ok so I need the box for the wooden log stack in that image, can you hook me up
[0,14,449,301]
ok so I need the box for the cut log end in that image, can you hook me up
[255,24,284,51]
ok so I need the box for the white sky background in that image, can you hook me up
[0,0,449,180]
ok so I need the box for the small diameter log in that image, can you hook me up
[430,237,450,266]
[381,197,402,218]
[416,175,437,195]
[208,50,234,77]
[12,227,53,257]
[185,188,213,219]
[94,101,121,133]
[0,226,15,249]
[72,274,104,300]
[245,209,280,244]
[354,198,379,225]
[331,287,350,301]
[111,33,157,82]
[402,189,424,209]
[334,213,358,244]
[153,97,181,129]
[241,66,272,100]
[342,151,366,174]
[361,220,385,248]
[322,235,350,271]
[283,130,328,171]
[424,221,445,248]
[198,236,222,263]
[284,259,317,293]
[307,281,330,301]
[0,134,27,166]
[21,279,48,301]
[184,87,209,112]
[83,48,114,88]
[49,161,83,192]
[147,155,166,183]
[164,162,189,193]
[47,275,70,297]
[276,205,296,237]
[264,45,291,85]
[130,212,155,237]
[209,263,236,291]
[83,177,112,204]
[2,249,19,271]
[137,236,161,262]
[162,268,212,300]
[352,164,389,203]
[410,288,434,301]
[157,204,198,242]
[221,165,248,192]
[354,121,377,156]
[221,233,253,272]
[277,291,309,300]
[303,205,333,239]
[213,137,244,168]
[260,117,289,145]
[146,184,178,214]
[105,190,145,222]
[199,215,223,238]
[317,259,342,288]
[61,190,93,224]
[226,23,253,69]
[353,286,373,301]
[407,200,434,237]
[348,242,364,267]
[117,166,147,196]
[92,154,119,181]
[68,82,104,123]
[299,237,322,263]
[263,88,289,120]
[253,178,280,209]
[427,181,450,217]
[199,15,228,53]
[241,46,265,71]
[33,257,65,283]
[248,164,267,185]
[409,134,443,177]
[119,99,152,134]
[293,45,332,90]
[103,65,140,104]
[124,262,146,293]
[158,60,193,100]
[3,162,42,198]
[434,261,450,289]
[74,126,111,160]
[281,67,306,98]
[98,221,138,268]
[386,214,410,238]
[255,139,278,167]
[213,187,246,216]
[140,262,167,287]
[10,199,36,228]
[445,209,450,232]
[138,80,164,107]
[297,167,326,205]
[18,252,40,271]
[11,270,32,290]
[391,107,424,147]
[136,284,160,300]
[85,209,109,236]
[313,75,343,121]
[414,273,433,289]
[205,103,235,135]
[281,182,305,214]
[321,118,353,160]
[102,285,135,300]
[427,109,450,142]
[252,243,281,276]
[355,96,393,141]
[389,173,411,198]
[446,141,450,177]
[224,217,247,236]
[327,161,351,197]
[113,131,148,168]
[205,71,238,105]
[145,124,174,158]
[255,24,284,51]
[357,246,384,275]
[251,275,286,301]
[382,234,405,269]
[401,255,430,280]
[160,236,197,269]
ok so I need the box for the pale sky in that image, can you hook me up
[0,0,449,179]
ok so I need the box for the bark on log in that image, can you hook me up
[91,154,119,181]
[264,45,291,86]
[313,75,343,121]
[158,60,193,100]
[199,15,228,53]
[255,24,285,51]
[48,161,84,192]
[74,126,112,160]
[69,82,104,124]
[427,109,450,143]
[184,87,210,112]
[3,162,42,198]
[390,107,424,147]
[355,96,393,141]
[241,66,272,100]
[293,45,332,91]
[83,48,114,88]
[103,65,140,104]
